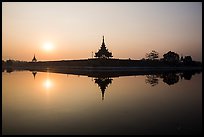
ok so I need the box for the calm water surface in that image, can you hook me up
[2,71,202,135]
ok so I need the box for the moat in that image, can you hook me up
[2,70,202,135]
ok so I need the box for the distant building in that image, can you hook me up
[32,54,37,62]
[95,36,113,58]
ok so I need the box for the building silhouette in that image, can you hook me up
[95,36,113,58]
[32,54,37,62]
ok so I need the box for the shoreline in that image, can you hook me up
[3,66,202,78]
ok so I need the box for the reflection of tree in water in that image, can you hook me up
[180,71,199,80]
[145,72,189,86]
[161,73,179,85]
[180,73,192,80]
[145,75,159,86]
[94,77,113,100]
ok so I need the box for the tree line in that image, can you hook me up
[144,50,201,65]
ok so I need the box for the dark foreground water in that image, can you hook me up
[2,70,202,135]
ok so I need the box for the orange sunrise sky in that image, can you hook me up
[2,2,202,61]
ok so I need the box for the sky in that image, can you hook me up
[2,2,202,61]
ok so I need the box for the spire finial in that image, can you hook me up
[103,35,104,43]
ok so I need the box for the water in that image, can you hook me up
[2,70,202,135]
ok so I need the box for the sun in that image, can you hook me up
[43,42,54,51]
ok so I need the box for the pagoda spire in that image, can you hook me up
[94,36,113,58]
[101,35,105,47]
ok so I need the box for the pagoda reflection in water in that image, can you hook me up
[94,77,113,100]
[28,69,201,100]
[32,71,37,79]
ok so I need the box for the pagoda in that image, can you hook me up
[95,36,113,58]
[32,54,37,62]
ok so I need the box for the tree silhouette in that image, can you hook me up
[162,73,179,85]
[145,50,159,60]
[183,56,193,65]
[163,51,179,63]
